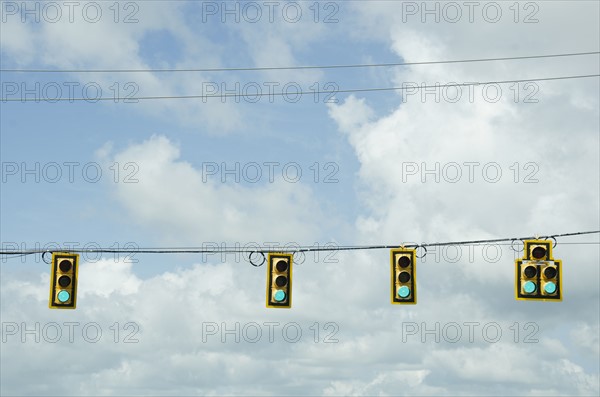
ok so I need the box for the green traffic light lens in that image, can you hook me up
[524,266,537,278]
[275,260,288,273]
[544,282,557,294]
[532,246,546,259]
[274,290,286,302]
[57,290,70,303]
[59,259,72,272]
[523,281,536,294]
[397,256,411,268]
[397,286,410,298]
[544,267,557,279]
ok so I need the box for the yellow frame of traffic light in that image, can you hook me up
[266,252,293,309]
[390,248,417,305]
[523,239,554,261]
[515,239,562,302]
[48,252,79,310]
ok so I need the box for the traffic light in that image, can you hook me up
[515,239,562,301]
[391,248,417,304]
[49,252,79,309]
[266,253,293,308]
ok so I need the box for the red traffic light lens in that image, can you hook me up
[532,246,546,259]
[59,259,72,272]
[275,260,288,272]
[397,256,411,268]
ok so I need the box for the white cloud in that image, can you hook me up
[79,259,142,298]
[2,249,599,395]
[570,323,600,357]
[1,1,598,396]
[98,134,324,245]
[0,1,246,132]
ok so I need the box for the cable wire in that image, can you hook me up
[2,51,598,73]
[3,74,599,102]
[1,230,598,256]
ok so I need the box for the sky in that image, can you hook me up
[0,0,599,395]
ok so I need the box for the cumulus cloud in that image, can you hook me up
[97,134,324,245]
[1,1,598,396]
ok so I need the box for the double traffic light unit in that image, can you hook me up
[48,252,79,309]
[390,248,417,305]
[266,253,293,308]
[515,239,562,302]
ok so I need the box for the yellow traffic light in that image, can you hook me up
[391,248,417,304]
[266,253,293,308]
[515,239,562,301]
[49,252,79,309]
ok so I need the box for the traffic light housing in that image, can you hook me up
[266,253,293,308]
[49,252,79,309]
[391,248,417,304]
[515,239,562,301]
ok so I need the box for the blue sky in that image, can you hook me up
[1,1,599,395]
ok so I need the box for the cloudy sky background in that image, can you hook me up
[1,0,599,395]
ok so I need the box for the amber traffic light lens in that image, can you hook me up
[398,271,411,283]
[58,275,71,287]
[524,265,537,278]
[275,275,288,287]
[544,267,557,279]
